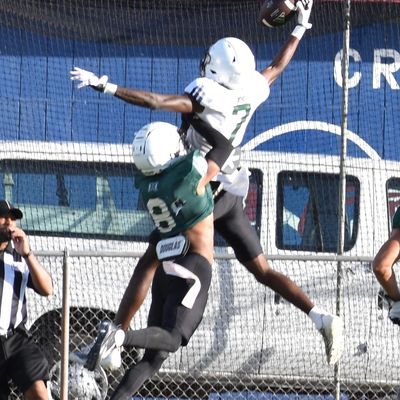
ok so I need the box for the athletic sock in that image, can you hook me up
[308,305,328,330]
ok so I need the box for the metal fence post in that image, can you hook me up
[336,0,352,398]
[60,248,70,400]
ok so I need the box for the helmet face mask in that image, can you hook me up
[200,51,211,78]
[200,37,256,89]
[132,122,187,176]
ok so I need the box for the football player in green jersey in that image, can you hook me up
[80,122,215,399]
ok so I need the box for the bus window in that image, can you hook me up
[0,160,152,240]
[387,178,400,234]
[276,171,359,252]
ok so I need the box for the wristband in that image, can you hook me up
[22,250,33,259]
[104,83,118,96]
[291,25,307,40]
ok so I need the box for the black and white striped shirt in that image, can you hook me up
[0,242,33,335]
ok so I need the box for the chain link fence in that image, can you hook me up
[8,251,400,399]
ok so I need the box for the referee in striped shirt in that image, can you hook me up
[0,200,53,399]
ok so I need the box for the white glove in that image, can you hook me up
[100,347,122,371]
[70,67,117,95]
[296,0,313,29]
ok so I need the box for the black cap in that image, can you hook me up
[0,200,23,220]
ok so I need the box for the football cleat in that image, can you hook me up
[101,347,122,371]
[85,321,125,371]
[319,314,344,365]
[387,298,400,325]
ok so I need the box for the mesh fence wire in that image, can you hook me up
[2,0,400,398]
[6,253,399,399]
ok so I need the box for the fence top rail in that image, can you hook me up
[34,250,374,263]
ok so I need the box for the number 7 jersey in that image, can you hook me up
[184,72,270,153]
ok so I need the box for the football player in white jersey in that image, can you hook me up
[70,0,344,366]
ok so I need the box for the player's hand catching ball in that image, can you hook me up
[296,0,313,30]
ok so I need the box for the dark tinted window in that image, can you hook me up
[276,171,359,252]
[0,160,152,240]
[387,178,400,233]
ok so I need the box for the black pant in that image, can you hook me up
[214,190,263,263]
[0,325,48,398]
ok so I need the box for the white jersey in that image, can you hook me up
[184,71,270,196]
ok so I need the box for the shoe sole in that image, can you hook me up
[325,316,344,365]
[85,323,111,371]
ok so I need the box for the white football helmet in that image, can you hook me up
[200,37,256,89]
[132,122,187,176]
[48,361,108,400]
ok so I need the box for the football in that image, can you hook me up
[258,0,297,28]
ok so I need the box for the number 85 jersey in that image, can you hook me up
[135,150,214,238]
[184,73,270,153]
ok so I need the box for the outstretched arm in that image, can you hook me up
[114,87,194,113]
[261,35,301,86]
[114,244,160,330]
[261,0,313,86]
[70,67,194,113]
